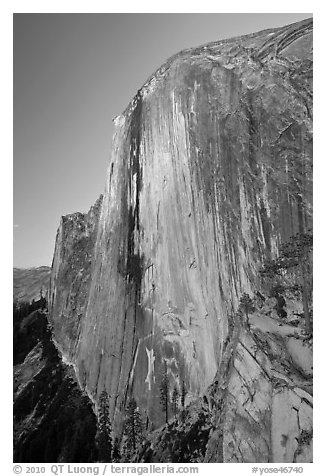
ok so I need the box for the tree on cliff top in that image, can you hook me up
[96,390,112,462]
[160,360,170,424]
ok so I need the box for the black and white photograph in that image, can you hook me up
[11,8,314,469]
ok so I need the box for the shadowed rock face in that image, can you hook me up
[48,18,312,462]
[14,304,97,463]
[49,195,103,359]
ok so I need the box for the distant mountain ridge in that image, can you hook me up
[13,266,51,303]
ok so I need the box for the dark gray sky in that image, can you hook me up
[13,13,311,268]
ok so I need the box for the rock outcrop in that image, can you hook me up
[48,18,313,462]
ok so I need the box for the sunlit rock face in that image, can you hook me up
[49,18,312,461]
[204,308,312,463]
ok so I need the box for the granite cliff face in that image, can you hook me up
[48,19,312,462]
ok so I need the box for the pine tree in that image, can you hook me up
[96,390,112,462]
[179,381,187,423]
[172,386,179,417]
[39,287,47,309]
[239,293,255,323]
[159,361,170,423]
[123,397,143,456]
[112,437,121,462]
[181,380,187,409]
